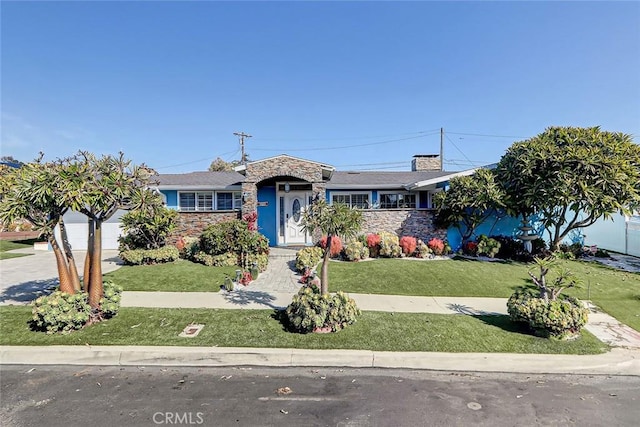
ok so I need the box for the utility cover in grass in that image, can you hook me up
[179,324,205,338]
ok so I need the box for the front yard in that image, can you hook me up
[0,239,36,260]
[0,306,607,354]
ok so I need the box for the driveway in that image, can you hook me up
[0,248,122,305]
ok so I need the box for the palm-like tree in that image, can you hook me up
[300,200,362,294]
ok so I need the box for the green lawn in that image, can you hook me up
[0,306,607,354]
[328,257,640,331]
[103,259,238,292]
[0,239,36,260]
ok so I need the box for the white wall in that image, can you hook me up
[54,210,125,251]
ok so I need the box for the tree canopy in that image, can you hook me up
[495,126,640,250]
[209,157,241,171]
[433,168,506,243]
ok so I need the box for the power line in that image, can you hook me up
[251,132,440,152]
[155,150,238,170]
[447,131,531,139]
[253,129,441,142]
[445,134,478,167]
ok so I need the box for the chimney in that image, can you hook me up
[412,154,442,171]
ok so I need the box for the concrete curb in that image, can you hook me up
[1,346,639,376]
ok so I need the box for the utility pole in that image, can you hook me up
[440,127,444,171]
[233,132,252,165]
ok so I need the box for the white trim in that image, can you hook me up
[405,164,496,191]
[177,190,241,212]
[329,191,372,209]
[378,191,419,209]
[155,185,242,191]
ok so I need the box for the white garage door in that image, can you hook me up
[54,210,125,251]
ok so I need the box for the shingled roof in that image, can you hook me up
[154,171,245,188]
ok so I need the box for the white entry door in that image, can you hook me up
[285,193,307,244]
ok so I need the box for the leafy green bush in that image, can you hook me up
[344,240,370,261]
[476,235,501,258]
[120,246,180,265]
[507,288,589,339]
[31,291,91,334]
[198,219,269,269]
[118,206,178,250]
[295,246,324,272]
[178,236,200,260]
[100,281,123,318]
[378,231,401,258]
[192,251,237,267]
[415,240,432,258]
[285,285,361,333]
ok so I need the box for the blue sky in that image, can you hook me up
[2,1,639,173]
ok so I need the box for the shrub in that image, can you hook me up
[100,281,123,318]
[462,241,478,256]
[507,288,589,339]
[285,285,361,333]
[415,240,432,258]
[399,236,418,256]
[118,206,178,251]
[366,233,381,257]
[200,219,269,257]
[295,246,324,272]
[427,238,445,255]
[378,231,401,258]
[344,241,370,261]
[31,291,91,334]
[119,246,180,265]
[244,253,269,271]
[476,235,501,258]
[192,251,237,267]
[178,236,200,260]
[319,235,343,257]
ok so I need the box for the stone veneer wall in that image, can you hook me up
[241,157,326,215]
[168,211,240,244]
[360,209,447,242]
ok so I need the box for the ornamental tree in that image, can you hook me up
[0,157,82,293]
[300,200,362,294]
[495,126,640,251]
[433,168,506,243]
[65,151,159,310]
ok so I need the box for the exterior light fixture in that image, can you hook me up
[284,182,290,193]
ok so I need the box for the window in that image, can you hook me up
[179,191,241,211]
[331,192,370,208]
[379,192,417,209]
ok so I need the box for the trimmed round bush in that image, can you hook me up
[344,241,370,261]
[507,288,589,339]
[378,231,401,258]
[100,281,123,318]
[319,235,343,257]
[399,236,418,256]
[285,285,361,333]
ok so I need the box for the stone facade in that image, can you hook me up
[412,155,441,171]
[360,209,447,242]
[169,211,240,243]
[241,156,327,215]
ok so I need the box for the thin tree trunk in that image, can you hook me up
[320,235,332,294]
[88,220,103,309]
[58,218,81,292]
[49,235,74,294]
[83,219,95,292]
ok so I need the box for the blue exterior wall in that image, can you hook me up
[162,190,178,210]
[257,186,277,246]
[446,214,525,252]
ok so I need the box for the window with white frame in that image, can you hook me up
[331,192,370,208]
[179,191,241,211]
[379,192,417,209]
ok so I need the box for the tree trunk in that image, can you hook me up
[83,219,95,292]
[58,218,81,292]
[49,235,74,294]
[320,235,332,294]
[88,220,103,309]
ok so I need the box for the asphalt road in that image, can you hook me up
[1,365,639,427]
